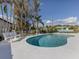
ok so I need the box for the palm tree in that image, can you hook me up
[10,0,14,31]
[34,15,44,33]
[14,0,30,35]
[9,0,12,28]
[13,0,23,33]
[32,0,41,33]
[14,0,43,34]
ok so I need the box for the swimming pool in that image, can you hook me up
[26,34,68,47]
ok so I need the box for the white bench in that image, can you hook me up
[3,32,21,42]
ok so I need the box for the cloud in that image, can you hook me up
[45,20,53,26]
[46,20,52,24]
[63,17,77,23]
[45,17,79,25]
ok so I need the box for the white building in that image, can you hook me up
[0,17,13,34]
[0,2,14,34]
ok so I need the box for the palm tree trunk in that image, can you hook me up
[36,21,39,34]
[10,0,13,32]
[11,0,15,31]
[20,0,24,36]
[6,4,9,32]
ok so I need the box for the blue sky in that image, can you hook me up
[40,0,79,23]
[0,1,79,25]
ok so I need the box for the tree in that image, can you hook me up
[9,0,13,31]
[13,0,31,34]
[34,15,44,33]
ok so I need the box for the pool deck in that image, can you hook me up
[10,33,79,59]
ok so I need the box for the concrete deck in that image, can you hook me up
[0,41,12,59]
[10,33,79,59]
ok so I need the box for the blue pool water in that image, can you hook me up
[26,34,68,47]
